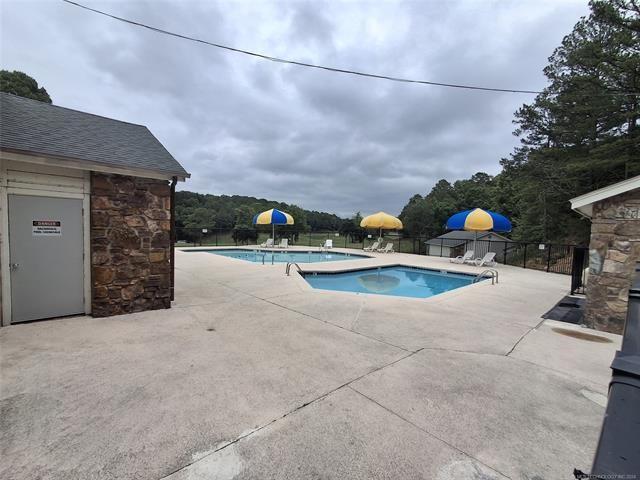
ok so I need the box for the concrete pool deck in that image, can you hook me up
[0,247,622,479]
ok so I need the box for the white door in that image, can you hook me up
[8,195,84,323]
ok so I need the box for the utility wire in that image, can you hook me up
[62,0,640,97]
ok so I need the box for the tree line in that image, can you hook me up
[175,191,369,242]
[4,0,637,246]
[399,0,639,244]
[175,190,347,231]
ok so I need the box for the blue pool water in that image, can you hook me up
[197,249,368,264]
[303,266,481,298]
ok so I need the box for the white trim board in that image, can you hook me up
[0,150,188,182]
[570,175,640,218]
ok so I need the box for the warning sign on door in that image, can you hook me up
[32,220,62,236]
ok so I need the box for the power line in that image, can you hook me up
[62,0,639,97]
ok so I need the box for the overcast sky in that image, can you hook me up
[1,0,589,217]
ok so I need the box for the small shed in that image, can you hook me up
[425,231,513,258]
[570,175,640,334]
[0,93,189,325]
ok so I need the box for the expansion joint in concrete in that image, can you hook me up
[159,348,422,479]
[347,386,513,480]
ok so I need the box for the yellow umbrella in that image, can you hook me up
[360,211,403,239]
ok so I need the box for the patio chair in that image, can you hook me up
[322,239,333,249]
[451,250,474,264]
[364,241,380,252]
[474,252,497,267]
[277,238,289,249]
[377,243,394,253]
[260,238,273,248]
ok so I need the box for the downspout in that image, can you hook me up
[170,176,177,302]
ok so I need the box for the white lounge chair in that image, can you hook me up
[277,238,289,249]
[260,238,273,248]
[474,252,497,267]
[451,250,474,264]
[377,243,394,253]
[364,241,380,252]
[322,239,333,249]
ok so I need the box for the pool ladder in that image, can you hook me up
[286,262,302,276]
[254,250,269,265]
[474,269,499,285]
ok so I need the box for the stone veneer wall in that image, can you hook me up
[585,189,640,333]
[91,173,171,317]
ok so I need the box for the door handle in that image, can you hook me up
[9,263,19,272]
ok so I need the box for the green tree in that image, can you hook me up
[0,70,52,103]
[174,191,334,233]
[501,0,639,242]
[398,1,640,244]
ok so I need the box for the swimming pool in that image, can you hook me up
[194,249,369,264]
[302,266,483,298]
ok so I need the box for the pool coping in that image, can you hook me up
[176,246,498,302]
[176,246,379,267]
[177,246,374,260]
[297,263,485,279]
[288,262,495,302]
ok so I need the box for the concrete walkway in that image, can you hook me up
[0,247,621,479]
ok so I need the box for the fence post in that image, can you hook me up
[523,243,528,268]
[216,230,218,246]
[503,243,507,265]
[440,238,444,257]
[546,244,552,272]
[398,238,401,253]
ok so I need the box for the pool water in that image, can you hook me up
[303,266,482,298]
[198,249,368,264]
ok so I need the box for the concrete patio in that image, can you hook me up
[0,247,621,480]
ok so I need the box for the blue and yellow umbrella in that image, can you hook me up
[445,208,512,252]
[253,208,294,241]
[446,208,512,232]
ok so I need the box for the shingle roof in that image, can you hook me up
[425,230,512,247]
[0,93,189,179]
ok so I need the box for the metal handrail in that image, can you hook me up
[285,262,302,276]
[254,250,267,265]
[473,269,499,285]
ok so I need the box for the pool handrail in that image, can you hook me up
[474,269,499,285]
[286,262,302,276]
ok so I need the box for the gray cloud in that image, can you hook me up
[1,0,589,216]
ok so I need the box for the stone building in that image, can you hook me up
[0,93,189,325]
[571,175,640,334]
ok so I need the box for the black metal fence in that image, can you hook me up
[176,227,585,276]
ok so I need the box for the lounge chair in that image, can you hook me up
[451,250,474,264]
[377,243,394,253]
[322,239,333,249]
[277,238,289,249]
[260,238,273,248]
[364,241,380,252]
[474,252,497,267]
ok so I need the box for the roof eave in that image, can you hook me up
[0,148,190,182]
[570,175,640,218]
